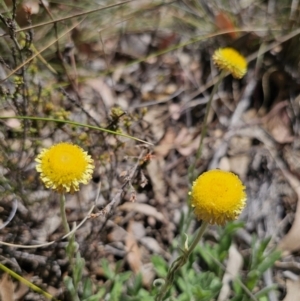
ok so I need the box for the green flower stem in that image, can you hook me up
[60,193,70,234]
[188,70,226,184]
[0,115,152,145]
[59,194,75,263]
[156,70,225,301]
[185,221,208,258]
[59,194,81,301]
[0,262,60,301]
[183,70,225,247]
[155,221,208,301]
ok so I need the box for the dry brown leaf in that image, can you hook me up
[168,103,181,120]
[215,11,237,40]
[157,33,178,51]
[278,169,300,252]
[120,35,151,58]
[174,127,200,157]
[86,78,115,108]
[219,156,231,171]
[0,273,14,301]
[1,110,21,129]
[226,136,252,177]
[146,158,166,204]
[265,115,293,143]
[140,171,148,188]
[107,226,127,243]
[228,155,250,178]
[228,136,252,155]
[155,127,176,157]
[140,236,164,254]
[36,214,61,242]
[18,1,41,26]
[129,221,146,239]
[283,146,300,175]
[140,263,155,288]
[22,0,40,14]
[143,106,167,142]
[13,281,29,300]
[263,102,293,143]
[283,278,300,301]
[125,221,142,274]
[217,245,243,301]
[118,203,164,222]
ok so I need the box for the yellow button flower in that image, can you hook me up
[35,142,94,193]
[212,48,247,79]
[190,170,246,225]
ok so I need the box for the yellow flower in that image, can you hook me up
[212,48,247,79]
[190,170,246,225]
[35,142,94,193]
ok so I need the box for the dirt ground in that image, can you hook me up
[1,1,300,300]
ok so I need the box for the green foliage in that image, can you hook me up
[63,224,280,301]
[196,222,244,277]
[176,269,222,301]
[81,278,106,301]
[231,236,281,301]
[102,259,155,300]
[64,276,80,301]
[64,252,86,301]
[151,255,169,278]
[151,222,280,301]
[72,258,155,301]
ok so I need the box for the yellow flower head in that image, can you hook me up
[35,142,94,193]
[212,48,247,79]
[190,170,246,225]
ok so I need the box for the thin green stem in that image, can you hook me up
[0,263,60,301]
[59,194,80,301]
[60,193,70,234]
[185,221,208,258]
[59,194,75,262]
[0,115,152,145]
[155,222,208,301]
[182,70,225,244]
[188,70,226,184]
[155,69,226,300]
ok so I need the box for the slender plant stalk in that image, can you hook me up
[0,116,152,145]
[181,69,226,242]
[182,70,226,244]
[59,194,75,263]
[60,193,70,234]
[59,194,80,301]
[155,222,208,301]
[0,263,60,301]
[188,70,226,184]
[155,70,226,301]
[185,222,208,257]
